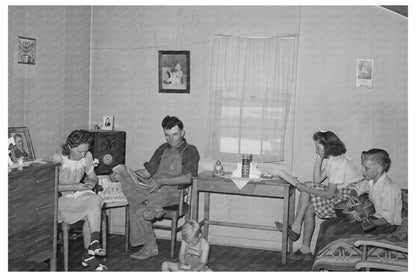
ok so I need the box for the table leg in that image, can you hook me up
[281,186,289,265]
[191,178,198,221]
[288,187,296,254]
[102,210,107,254]
[50,166,58,271]
[203,192,210,240]
[125,205,130,252]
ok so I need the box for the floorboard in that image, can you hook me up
[55,234,314,271]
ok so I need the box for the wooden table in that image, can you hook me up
[190,171,296,265]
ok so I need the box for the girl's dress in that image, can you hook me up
[53,151,103,224]
[310,155,362,219]
[182,238,211,271]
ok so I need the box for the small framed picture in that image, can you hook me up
[159,50,190,94]
[9,127,36,162]
[18,36,36,65]
[102,115,114,131]
[356,59,374,88]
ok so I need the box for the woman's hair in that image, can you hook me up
[181,220,201,242]
[162,115,184,130]
[61,130,93,156]
[312,131,346,158]
[361,148,391,173]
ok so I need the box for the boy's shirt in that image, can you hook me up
[351,172,402,225]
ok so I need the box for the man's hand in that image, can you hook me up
[149,179,162,193]
[135,169,151,179]
[109,172,120,182]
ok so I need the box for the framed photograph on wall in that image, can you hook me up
[8,127,36,162]
[18,36,36,65]
[158,50,190,93]
[356,59,374,88]
[102,115,114,131]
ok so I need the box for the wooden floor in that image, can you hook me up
[55,234,314,271]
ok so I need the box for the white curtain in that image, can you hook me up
[206,34,297,162]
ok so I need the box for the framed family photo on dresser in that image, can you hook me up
[158,50,190,94]
[8,127,35,162]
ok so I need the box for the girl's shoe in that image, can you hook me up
[88,240,106,256]
[275,221,301,242]
[82,253,108,271]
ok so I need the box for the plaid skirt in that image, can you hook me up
[309,182,351,219]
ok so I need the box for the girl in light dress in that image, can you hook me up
[53,130,107,270]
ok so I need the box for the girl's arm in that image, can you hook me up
[275,169,302,187]
[85,170,98,190]
[192,239,210,271]
[313,155,327,184]
[296,182,338,199]
[58,183,90,192]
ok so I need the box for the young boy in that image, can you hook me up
[314,148,402,255]
[161,221,212,271]
[347,148,402,229]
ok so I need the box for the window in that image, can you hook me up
[206,34,297,164]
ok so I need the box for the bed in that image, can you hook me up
[312,190,408,271]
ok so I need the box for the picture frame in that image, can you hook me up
[8,127,36,162]
[356,59,374,88]
[18,36,36,65]
[102,115,114,131]
[158,50,190,93]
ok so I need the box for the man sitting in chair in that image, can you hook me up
[110,115,199,260]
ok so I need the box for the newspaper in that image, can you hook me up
[97,175,128,204]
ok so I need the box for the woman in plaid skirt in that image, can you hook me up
[275,130,362,260]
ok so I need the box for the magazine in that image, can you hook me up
[97,176,128,204]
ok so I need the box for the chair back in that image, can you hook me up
[178,183,192,216]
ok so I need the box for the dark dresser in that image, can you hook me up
[8,161,59,271]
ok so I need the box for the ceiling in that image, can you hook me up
[381,5,408,17]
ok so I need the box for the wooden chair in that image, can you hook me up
[153,183,193,258]
[354,239,408,271]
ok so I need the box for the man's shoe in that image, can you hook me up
[129,245,158,260]
[287,249,313,261]
[275,221,301,242]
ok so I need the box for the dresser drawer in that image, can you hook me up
[9,194,54,235]
[25,229,53,262]
[9,168,55,202]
